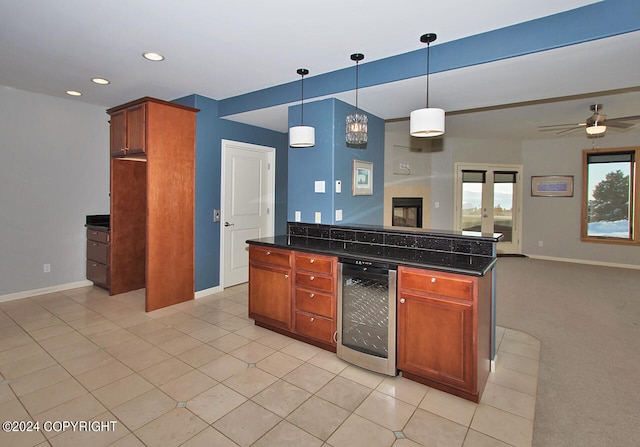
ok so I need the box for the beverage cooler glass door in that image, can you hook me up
[337,261,397,376]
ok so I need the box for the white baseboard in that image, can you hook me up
[195,285,223,299]
[0,280,94,304]
[525,254,640,270]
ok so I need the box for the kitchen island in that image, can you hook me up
[247,222,501,402]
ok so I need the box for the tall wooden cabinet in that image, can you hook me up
[107,97,198,312]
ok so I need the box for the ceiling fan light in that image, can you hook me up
[410,107,445,137]
[586,124,607,135]
[289,125,315,147]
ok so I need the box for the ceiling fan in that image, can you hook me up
[538,104,640,137]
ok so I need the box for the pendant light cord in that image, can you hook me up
[355,60,359,114]
[425,42,430,108]
[300,74,305,124]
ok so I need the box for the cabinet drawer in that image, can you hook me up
[87,240,109,265]
[400,267,474,300]
[87,228,109,244]
[295,288,333,318]
[295,272,333,292]
[249,246,291,267]
[87,260,109,287]
[295,253,334,274]
[295,311,334,345]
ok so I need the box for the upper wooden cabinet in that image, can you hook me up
[109,102,146,158]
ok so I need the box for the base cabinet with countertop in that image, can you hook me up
[86,226,110,290]
[397,266,492,402]
[293,251,337,346]
[248,246,292,331]
[248,245,338,350]
[247,222,500,402]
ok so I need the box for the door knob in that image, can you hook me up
[224,222,234,227]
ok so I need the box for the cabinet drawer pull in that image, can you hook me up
[431,277,436,283]
[284,274,289,279]
[309,259,315,264]
[309,293,315,298]
[266,251,271,255]
[400,298,406,304]
[309,317,315,322]
[309,276,315,281]
[333,331,338,343]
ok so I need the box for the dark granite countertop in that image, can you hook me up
[248,225,499,277]
[85,214,110,231]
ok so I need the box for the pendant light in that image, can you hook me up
[346,53,368,145]
[410,33,445,137]
[289,68,315,148]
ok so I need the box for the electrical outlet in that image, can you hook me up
[295,211,301,222]
[43,263,51,273]
[538,240,544,247]
[335,209,343,221]
[314,212,321,223]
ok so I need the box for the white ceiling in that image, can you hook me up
[1,0,639,140]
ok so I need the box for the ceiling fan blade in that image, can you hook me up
[605,120,634,129]
[538,123,585,129]
[556,127,584,136]
[606,114,640,122]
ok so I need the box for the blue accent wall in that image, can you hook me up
[287,98,384,225]
[173,94,288,292]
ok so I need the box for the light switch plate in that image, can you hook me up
[314,212,321,223]
[295,211,301,222]
[335,209,343,221]
[314,181,325,193]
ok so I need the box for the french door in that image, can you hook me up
[454,163,522,254]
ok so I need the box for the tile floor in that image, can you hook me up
[0,284,540,447]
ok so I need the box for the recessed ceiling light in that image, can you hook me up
[143,52,165,61]
[66,90,82,96]
[91,77,110,85]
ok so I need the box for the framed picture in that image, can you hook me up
[352,159,373,196]
[531,175,574,197]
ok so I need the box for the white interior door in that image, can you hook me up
[454,163,522,254]
[221,140,275,287]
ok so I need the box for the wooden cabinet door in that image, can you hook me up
[125,103,146,156]
[109,104,146,157]
[397,291,475,393]
[109,109,127,157]
[249,263,292,330]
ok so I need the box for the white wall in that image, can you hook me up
[522,133,640,266]
[0,87,110,297]
[386,120,639,267]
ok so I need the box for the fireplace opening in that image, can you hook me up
[392,197,423,228]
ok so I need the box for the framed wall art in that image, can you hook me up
[531,175,574,197]
[352,159,373,196]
